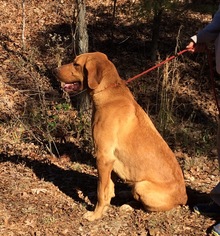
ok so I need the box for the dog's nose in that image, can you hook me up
[53,67,59,76]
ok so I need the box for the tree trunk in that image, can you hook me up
[72,0,90,112]
[150,8,163,62]
[74,0,88,55]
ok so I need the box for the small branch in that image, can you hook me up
[22,0,26,50]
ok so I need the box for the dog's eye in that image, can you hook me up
[73,62,80,67]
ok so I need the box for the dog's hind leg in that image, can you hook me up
[132,181,177,212]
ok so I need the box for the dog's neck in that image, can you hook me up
[90,82,122,96]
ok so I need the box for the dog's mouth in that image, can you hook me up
[62,81,82,93]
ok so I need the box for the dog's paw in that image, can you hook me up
[83,211,100,221]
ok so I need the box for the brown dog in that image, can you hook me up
[54,52,187,221]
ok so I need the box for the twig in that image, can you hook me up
[22,0,26,50]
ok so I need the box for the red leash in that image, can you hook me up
[125,48,220,115]
[125,48,189,84]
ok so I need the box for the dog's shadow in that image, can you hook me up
[0,143,130,209]
[0,143,214,215]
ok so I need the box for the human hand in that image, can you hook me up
[186,41,207,53]
[186,41,195,52]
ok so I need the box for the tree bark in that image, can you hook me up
[72,0,90,112]
[74,0,88,55]
[150,8,163,62]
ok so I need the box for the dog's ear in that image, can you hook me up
[84,59,102,89]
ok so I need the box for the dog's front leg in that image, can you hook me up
[83,157,115,221]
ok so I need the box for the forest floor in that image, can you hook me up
[1,0,220,235]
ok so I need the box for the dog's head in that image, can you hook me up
[54,52,119,94]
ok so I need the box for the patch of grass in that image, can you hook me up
[21,206,37,214]
[40,214,57,225]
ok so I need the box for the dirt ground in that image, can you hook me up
[1,0,220,235]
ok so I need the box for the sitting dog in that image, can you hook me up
[54,52,187,221]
